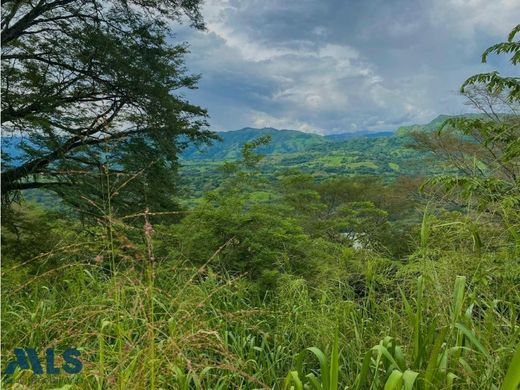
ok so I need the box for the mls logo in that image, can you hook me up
[3,348,82,378]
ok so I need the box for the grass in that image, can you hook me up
[389,163,400,172]
[347,161,379,170]
[1,166,518,388]
[282,273,519,390]
[1,237,518,388]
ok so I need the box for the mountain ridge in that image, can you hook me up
[180,115,460,160]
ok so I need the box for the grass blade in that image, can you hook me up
[330,331,340,390]
[424,326,449,390]
[454,323,490,359]
[307,347,330,389]
[402,370,419,390]
[354,349,373,390]
[283,371,303,390]
[499,342,520,390]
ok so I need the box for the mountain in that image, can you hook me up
[1,115,466,204]
[179,117,459,196]
[393,113,491,136]
[181,127,327,160]
[2,116,453,182]
[324,131,394,141]
[2,118,443,165]
[2,117,456,201]
[181,127,396,160]
[182,115,465,162]
[394,115,451,136]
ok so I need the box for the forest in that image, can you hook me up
[1,1,519,389]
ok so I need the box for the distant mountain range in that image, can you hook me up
[181,127,395,160]
[0,114,479,203]
[181,128,327,160]
[179,115,463,196]
[324,131,394,141]
[1,115,457,180]
[180,114,487,163]
[1,115,455,164]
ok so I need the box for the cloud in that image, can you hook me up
[249,111,320,134]
[177,0,520,133]
[430,0,520,38]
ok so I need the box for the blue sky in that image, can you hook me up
[176,0,519,134]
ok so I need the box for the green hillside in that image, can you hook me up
[179,116,453,196]
[181,115,458,163]
[181,127,328,160]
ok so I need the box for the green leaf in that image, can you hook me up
[402,370,419,390]
[329,331,340,390]
[454,323,490,359]
[451,276,466,325]
[446,373,458,390]
[384,370,403,390]
[354,349,373,390]
[283,371,303,390]
[424,326,449,390]
[306,347,330,389]
[499,342,520,390]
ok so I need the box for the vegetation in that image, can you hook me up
[1,0,215,214]
[1,3,519,389]
[179,124,445,199]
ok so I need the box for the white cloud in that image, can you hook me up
[178,0,519,133]
[430,0,520,38]
[250,111,320,133]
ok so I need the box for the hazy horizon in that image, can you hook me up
[206,113,470,134]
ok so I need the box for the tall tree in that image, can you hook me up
[1,0,216,214]
[412,25,519,245]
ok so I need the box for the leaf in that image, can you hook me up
[446,373,458,390]
[424,326,449,390]
[306,347,330,389]
[329,331,340,390]
[402,370,419,390]
[451,276,466,325]
[306,373,323,390]
[372,344,400,372]
[384,370,403,390]
[283,371,303,390]
[454,323,490,359]
[499,342,520,390]
[354,349,372,390]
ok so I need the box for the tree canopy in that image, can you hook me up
[411,25,519,243]
[1,0,216,213]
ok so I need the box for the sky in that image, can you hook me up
[176,0,520,134]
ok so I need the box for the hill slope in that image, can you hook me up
[180,127,400,160]
[181,127,327,160]
[179,116,457,196]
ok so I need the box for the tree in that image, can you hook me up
[461,24,520,102]
[1,0,216,214]
[411,25,520,249]
[158,137,328,288]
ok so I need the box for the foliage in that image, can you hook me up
[182,127,327,160]
[1,0,215,214]
[411,26,520,253]
[2,14,520,390]
[461,24,520,101]
[179,120,459,201]
[1,202,518,388]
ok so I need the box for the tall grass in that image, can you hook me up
[1,244,518,389]
[283,274,518,390]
